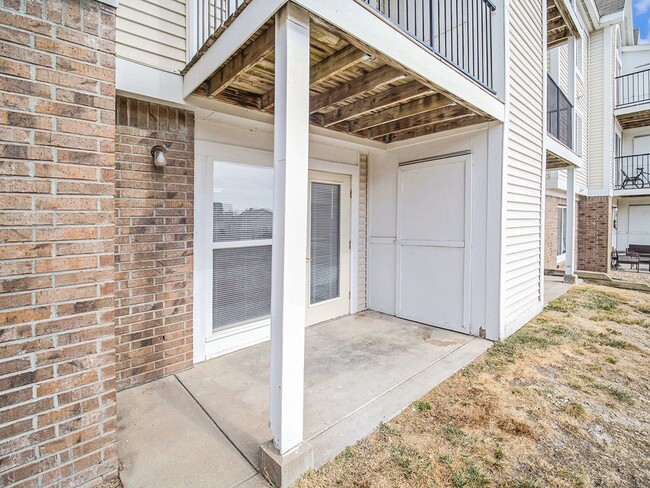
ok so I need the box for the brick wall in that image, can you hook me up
[114,96,194,390]
[577,196,612,273]
[544,195,566,270]
[0,1,118,486]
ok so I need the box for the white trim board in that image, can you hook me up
[116,58,186,107]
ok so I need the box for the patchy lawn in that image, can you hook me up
[296,286,650,488]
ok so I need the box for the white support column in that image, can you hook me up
[565,167,577,283]
[269,3,311,456]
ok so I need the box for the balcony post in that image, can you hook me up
[564,167,577,283]
[261,3,314,487]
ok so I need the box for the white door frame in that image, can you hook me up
[395,153,472,332]
[193,141,360,362]
[306,170,351,326]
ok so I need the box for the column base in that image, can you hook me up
[260,440,314,488]
[563,274,580,284]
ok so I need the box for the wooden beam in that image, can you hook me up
[617,109,650,129]
[208,25,275,97]
[216,88,262,110]
[549,0,580,38]
[547,16,567,33]
[346,93,452,132]
[308,15,499,120]
[319,81,433,127]
[387,115,490,142]
[310,65,405,114]
[364,105,472,139]
[261,45,367,110]
[311,45,367,85]
[548,28,570,48]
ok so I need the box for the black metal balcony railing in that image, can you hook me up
[615,154,650,190]
[362,0,495,91]
[547,74,573,149]
[616,69,650,108]
[192,0,495,91]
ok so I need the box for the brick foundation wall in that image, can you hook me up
[114,96,194,390]
[544,195,566,270]
[577,196,612,273]
[0,1,118,486]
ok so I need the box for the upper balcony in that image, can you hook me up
[183,0,505,144]
[615,69,650,129]
[546,74,580,169]
[614,154,650,196]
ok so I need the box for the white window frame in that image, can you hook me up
[194,140,361,362]
[557,205,567,262]
[574,111,583,157]
[575,37,583,80]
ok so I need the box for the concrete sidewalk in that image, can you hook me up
[544,274,572,305]
[117,311,491,488]
[117,375,269,488]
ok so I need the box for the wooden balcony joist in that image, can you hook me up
[546,154,571,170]
[547,0,580,49]
[616,109,650,130]
[193,15,492,143]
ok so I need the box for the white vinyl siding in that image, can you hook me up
[610,27,619,191]
[358,155,368,311]
[558,44,569,95]
[116,0,187,73]
[588,29,605,190]
[504,0,544,323]
[575,33,589,191]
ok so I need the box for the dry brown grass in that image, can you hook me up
[295,285,650,488]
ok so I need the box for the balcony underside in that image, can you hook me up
[616,106,650,129]
[187,15,492,144]
[547,0,580,48]
[546,154,569,170]
[546,137,581,170]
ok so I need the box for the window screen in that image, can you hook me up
[212,161,273,331]
[310,182,341,304]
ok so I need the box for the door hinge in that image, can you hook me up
[349,240,351,250]
[349,291,351,299]
[350,189,353,198]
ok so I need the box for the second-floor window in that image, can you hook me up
[575,112,583,157]
[575,38,583,77]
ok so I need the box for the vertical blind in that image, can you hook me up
[212,161,273,331]
[310,182,341,304]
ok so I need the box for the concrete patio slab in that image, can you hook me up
[544,275,572,305]
[177,311,491,471]
[117,376,259,488]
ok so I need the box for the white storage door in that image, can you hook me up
[629,205,650,246]
[396,155,470,333]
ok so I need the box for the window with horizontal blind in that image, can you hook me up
[212,161,273,332]
[310,182,341,304]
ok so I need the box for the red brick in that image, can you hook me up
[0,2,118,485]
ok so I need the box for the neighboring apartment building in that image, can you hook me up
[544,0,640,274]
[0,0,595,486]
[614,40,650,251]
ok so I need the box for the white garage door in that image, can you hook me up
[396,154,470,333]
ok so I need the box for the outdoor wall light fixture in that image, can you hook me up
[151,145,167,168]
